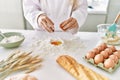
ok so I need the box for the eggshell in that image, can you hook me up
[86,51,95,59]
[117,50,120,54]
[100,43,107,50]
[92,48,100,54]
[104,58,115,69]
[94,54,104,64]
[100,51,109,59]
[109,55,119,64]
[114,51,120,59]
[97,46,104,52]
[109,46,116,52]
[105,48,113,55]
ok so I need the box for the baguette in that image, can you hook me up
[56,55,109,80]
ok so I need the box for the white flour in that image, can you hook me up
[29,37,85,57]
[0,36,23,43]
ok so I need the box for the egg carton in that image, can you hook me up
[84,57,120,73]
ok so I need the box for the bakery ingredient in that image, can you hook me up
[100,51,109,59]
[94,54,104,64]
[109,46,116,52]
[0,35,23,43]
[50,40,62,46]
[0,50,42,80]
[5,74,37,80]
[113,51,120,59]
[92,48,100,54]
[104,48,113,55]
[109,55,119,63]
[104,58,115,69]
[85,43,120,72]
[86,51,95,59]
[57,55,109,80]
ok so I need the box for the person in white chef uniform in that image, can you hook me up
[23,0,88,34]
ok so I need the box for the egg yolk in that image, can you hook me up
[51,41,62,46]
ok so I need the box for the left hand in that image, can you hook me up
[60,17,79,31]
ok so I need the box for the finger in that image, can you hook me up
[67,22,78,30]
[61,17,73,27]
[41,19,54,32]
[62,18,76,31]
[45,17,54,30]
[46,17,54,25]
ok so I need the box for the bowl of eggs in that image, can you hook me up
[0,32,25,48]
[97,24,120,45]
[84,43,120,73]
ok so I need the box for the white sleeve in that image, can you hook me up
[71,0,88,33]
[23,0,44,30]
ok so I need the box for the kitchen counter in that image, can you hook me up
[0,29,120,80]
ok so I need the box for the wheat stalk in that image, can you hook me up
[0,50,42,80]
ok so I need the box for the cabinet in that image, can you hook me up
[80,14,106,32]
[80,0,109,32]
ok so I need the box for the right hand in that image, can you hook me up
[38,14,54,32]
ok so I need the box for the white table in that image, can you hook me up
[0,29,119,80]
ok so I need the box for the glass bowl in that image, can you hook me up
[0,32,25,48]
[97,24,120,45]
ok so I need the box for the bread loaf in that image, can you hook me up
[56,55,109,80]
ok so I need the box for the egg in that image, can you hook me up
[109,46,116,52]
[97,46,104,52]
[117,50,120,54]
[100,43,107,50]
[86,51,95,59]
[94,54,104,64]
[92,48,100,54]
[104,58,115,69]
[105,48,113,55]
[100,51,109,59]
[109,55,119,64]
[114,51,120,59]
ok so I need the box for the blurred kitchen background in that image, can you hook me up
[0,0,120,32]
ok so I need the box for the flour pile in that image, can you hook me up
[30,37,85,57]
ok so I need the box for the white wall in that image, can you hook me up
[106,0,120,24]
[0,0,25,29]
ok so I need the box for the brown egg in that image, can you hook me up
[92,48,100,54]
[114,51,120,59]
[105,48,113,55]
[97,46,104,52]
[109,46,116,52]
[100,51,109,59]
[86,51,95,59]
[104,58,115,69]
[100,43,107,50]
[94,54,104,64]
[109,55,119,64]
[117,50,120,54]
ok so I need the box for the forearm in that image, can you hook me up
[71,0,88,31]
[23,0,44,30]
